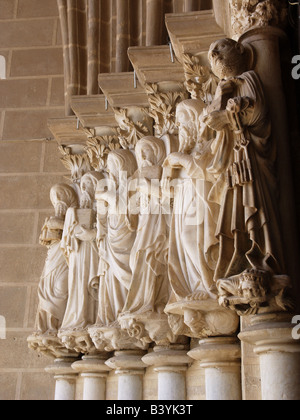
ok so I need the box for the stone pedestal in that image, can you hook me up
[142,345,192,400]
[45,357,79,401]
[106,350,147,400]
[72,353,111,400]
[239,313,300,400]
[188,337,242,400]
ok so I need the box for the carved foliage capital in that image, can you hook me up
[230,0,288,39]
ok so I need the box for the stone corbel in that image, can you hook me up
[166,295,240,340]
[48,117,92,192]
[118,312,179,348]
[98,72,154,151]
[217,269,295,317]
[27,333,77,360]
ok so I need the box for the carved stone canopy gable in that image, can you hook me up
[230,0,288,39]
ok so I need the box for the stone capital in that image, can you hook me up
[105,350,147,376]
[142,345,192,374]
[188,337,241,369]
[238,313,300,355]
[45,357,79,379]
[72,353,112,378]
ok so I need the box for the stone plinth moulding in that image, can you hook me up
[188,337,242,400]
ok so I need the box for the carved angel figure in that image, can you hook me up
[58,171,104,353]
[203,38,293,314]
[119,137,176,346]
[28,183,78,358]
[163,99,239,338]
[89,149,146,351]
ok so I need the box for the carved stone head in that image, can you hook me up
[80,171,104,209]
[107,149,138,183]
[208,38,248,80]
[135,136,166,169]
[176,99,204,153]
[50,183,78,218]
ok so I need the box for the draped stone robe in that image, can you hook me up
[167,156,220,302]
[35,239,68,335]
[59,208,99,334]
[207,70,285,280]
[122,171,170,316]
[96,198,137,327]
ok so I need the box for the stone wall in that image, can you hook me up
[0,0,67,400]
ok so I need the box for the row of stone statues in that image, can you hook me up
[28,38,294,358]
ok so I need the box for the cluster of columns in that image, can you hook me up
[46,314,300,400]
[42,4,300,402]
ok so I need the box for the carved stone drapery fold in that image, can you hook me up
[57,0,212,115]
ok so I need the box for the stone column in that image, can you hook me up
[72,353,111,400]
[239,313,300,401]
[106,350,147,400]
[142,345,192,400]
[188,337,242,400]
[45,357,79,401]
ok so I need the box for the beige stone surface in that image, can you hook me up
[10,48,63,78]
[0,19,55,49]
[0,0,64,400]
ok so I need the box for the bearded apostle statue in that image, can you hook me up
[203,38,293,315]
[163,99,239,338]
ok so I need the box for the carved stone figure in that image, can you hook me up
[119,136,177,346]
[89,149,147,351]
[28,183,78,358]
[163,99,239,338]
[230,0,288,39]
[58,171,104,353]
[203,38,293,315]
